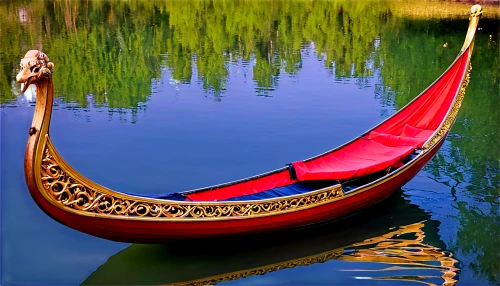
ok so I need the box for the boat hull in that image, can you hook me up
[18,4,481,243]
[26,136,444,243]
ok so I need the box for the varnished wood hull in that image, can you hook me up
[25,135,444,243]
[18,5,482,243]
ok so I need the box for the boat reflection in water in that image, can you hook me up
[336,222,458,286]
[83,192,459,286]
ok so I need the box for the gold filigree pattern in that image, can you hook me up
[40,142,343,219]
[423,63,472,150]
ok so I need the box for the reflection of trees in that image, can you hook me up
[162,0,393,94]
[1,0,394,104]
[0,1,43,103]
[303,1,391,79]
[376,17,500,284]
[1,0,164,108]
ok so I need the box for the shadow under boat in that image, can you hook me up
[83,191,459,286]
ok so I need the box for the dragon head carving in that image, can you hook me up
[16,50,54,92]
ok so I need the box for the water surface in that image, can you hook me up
[1,1,499,285]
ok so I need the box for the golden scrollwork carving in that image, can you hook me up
[424,63,472,150]
[40,141,343,219]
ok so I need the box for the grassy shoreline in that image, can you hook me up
[392,0,500,18]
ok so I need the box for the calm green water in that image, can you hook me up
[1,1,498,285]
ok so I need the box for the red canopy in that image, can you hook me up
[292,48,470,181]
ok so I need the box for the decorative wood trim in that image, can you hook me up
[39,136,343,219]
[424,63,472,150]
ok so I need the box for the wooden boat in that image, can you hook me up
[18,5,481,243]
[83,195,458,285]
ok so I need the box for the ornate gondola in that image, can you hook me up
[83,195,458,285]
[17,5,481,243]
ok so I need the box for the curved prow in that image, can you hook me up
[16,51,59,225]
[461,5,483,52]
[16,50,54,140]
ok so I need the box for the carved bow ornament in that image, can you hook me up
[16,50,54,92]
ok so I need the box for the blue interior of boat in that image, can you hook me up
[129,171,390,202]
[133,181,337,202]
[135,192,186,201]
[221,181,336,201]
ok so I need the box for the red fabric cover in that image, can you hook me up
[292,48,470,181]
[372,48,469,135]
[185,48,470,201]
[293,140,416,181]
[186,170,295,201]
[366,125,434,148]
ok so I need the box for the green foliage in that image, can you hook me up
[1,0,163,107]
[1,0,392,103]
